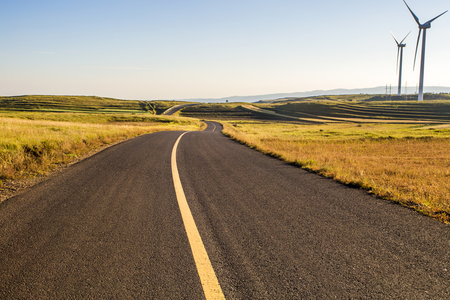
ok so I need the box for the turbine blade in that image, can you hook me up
[400,31,411,44]
[424,10,448,25]
[413,29,422,71]
[390,31,400,45]
[403,0,421,25]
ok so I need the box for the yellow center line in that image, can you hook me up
[171,132,226,300]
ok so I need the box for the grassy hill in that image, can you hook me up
[0,95,192,115]
[178,103,297,121]
[175,94,450,123]
[258,93,450,103]
[251,94,450,123]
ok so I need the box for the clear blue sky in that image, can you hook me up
[1,0,449,100]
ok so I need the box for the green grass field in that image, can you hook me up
[258,93,450,103]
[0,95,192,115]
[179,103,259,119]
[0,110,200,125]
[178,103,305,121]
[175,94,450,124]
[253,98,450,123]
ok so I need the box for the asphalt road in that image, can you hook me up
[1,121,450,299]
[164,104,198,115]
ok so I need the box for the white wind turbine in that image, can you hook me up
[391,31,410,96]
[403,0,447,101]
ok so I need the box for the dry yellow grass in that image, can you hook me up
[0,117,201,181]
[222,121,450,223]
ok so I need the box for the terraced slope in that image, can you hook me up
[0,95,191,115]
[179,103,297,121]
[259,101,450,123]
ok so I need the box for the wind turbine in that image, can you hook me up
[391,31,410,97]
[403,0,447,101]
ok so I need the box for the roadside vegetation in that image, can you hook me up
[215,95,450,223]
[3,93,450,224]
[222,121,450,223]
[0,108,202,191]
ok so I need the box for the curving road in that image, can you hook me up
[163,103,198,115]
[1,121,450,299]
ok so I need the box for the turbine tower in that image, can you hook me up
[391,31,410,97]
[403,0,447,101]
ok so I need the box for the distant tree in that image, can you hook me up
[139,101,148,112]
[148,102,156,114]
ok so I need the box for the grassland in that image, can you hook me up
[0,95,201,181]
[0,106,202,199]
[3,94,450,224]
[252,98,450,123]
[259,93,450,103]
[179,103,296,120]
[0,95,191,115]
[0,95,201,188]
[216,94,450,223]
[222,121,450,223]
